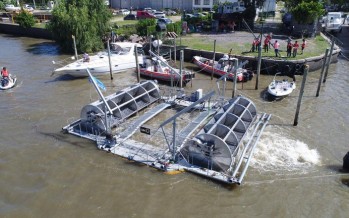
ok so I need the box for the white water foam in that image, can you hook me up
[250,130,321,173]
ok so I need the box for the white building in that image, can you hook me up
[109,0,246,12]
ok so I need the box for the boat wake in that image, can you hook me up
[251,129,321,173]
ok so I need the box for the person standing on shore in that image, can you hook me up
[293,41,299,57]
[287,41,292,58]
[301,39,306,54]
[264,37,270,53]
[274,40,280,57]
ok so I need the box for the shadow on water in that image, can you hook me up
[326,165,349,187]
[37,131,93,148]
[45,74,86,83]
[26,42,60,56]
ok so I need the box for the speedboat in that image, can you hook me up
[53,42,144,77]
[192,55,253,82]
[140,56,195,85]
[267,73,296,100]
[0,75,17,90]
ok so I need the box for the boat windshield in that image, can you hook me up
[110,44,131,55]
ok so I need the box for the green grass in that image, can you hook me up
[176,34,330,60]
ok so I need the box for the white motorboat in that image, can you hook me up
[53,42,144,77]
[267,73,296,100]
[0,74,17,90]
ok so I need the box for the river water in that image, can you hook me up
[0,34,348,217]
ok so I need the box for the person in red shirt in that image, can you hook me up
[293,41,299,57]
[301,39,306,54]
[264,37,270,52]
[1,67,9,79]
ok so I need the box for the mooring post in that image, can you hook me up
[134,45,140,83]
[169,48,172,62]
[232,71,237,98]
[107,40,114,80]
[316,48,329,97]
[211,39,216,80]
[294,65,309,126]
[255,32,262,90]
[174,37,177,66]
[180,50,184,88]
[323,36,335,83]
[72,35,78,61]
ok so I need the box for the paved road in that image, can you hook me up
[336,24,349,57]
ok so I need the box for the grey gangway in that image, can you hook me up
[63,80,161,141]
[179,96,271,184]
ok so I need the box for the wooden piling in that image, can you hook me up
[180,50,184,88]
[72,35,78,61]
[134,45,140,83]
[323,36,335,83]
[107,40,113,80]
[211,40,216,80]
[316,48,329,97]
[294,65,309,126]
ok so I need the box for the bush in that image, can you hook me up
[115,24,137,38]
[14,11,36,28]
[136,19,157,36]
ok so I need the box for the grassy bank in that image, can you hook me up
[175,33,329,60]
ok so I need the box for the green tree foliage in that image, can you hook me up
[14,10,36,28]
[135,19,157,36]
[291,1,325,24]
[47,0,112,53]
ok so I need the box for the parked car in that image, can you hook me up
[24,4,34,12]
[154,11,166,19]
[165,9,177,16]
[136,11,156,19]
[193,13,205,18]
[119,9,130,15]
[157,18,173,25]
[184,14,194,19]
[124,14,137,20]
[5,4,20,12]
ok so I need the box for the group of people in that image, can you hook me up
[285,38,306,58]
[250,33,306,58]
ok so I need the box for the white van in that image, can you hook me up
[324,12,344,33]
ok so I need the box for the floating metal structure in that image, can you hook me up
[63,80,271,185]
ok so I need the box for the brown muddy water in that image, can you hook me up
[0,34,348,217]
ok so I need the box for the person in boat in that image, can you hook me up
[1,67,9,79]
[83,53,90,62]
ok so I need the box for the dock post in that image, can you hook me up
[232,71,237,98]
[180,50,184,88]
[72,35,78,61]
[134,45,140,83]
[316,48,329,97]
[211,40,216,80]
[294,65,309,126]
[107,40,114,80]
[255,38,262,90]
[169,48,172,62]
[174,37,177,66]
[323,36,335,83]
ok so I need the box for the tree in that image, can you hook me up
[14,10,36,28]
[291,1,325,24]
[47,0,112,53]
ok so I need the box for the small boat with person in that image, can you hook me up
[0,75,17,90]
[140,51,195,85]
[267,72,296,100]
[192,55,253,82]
[1,67,17,90]
[53,42,144,77]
